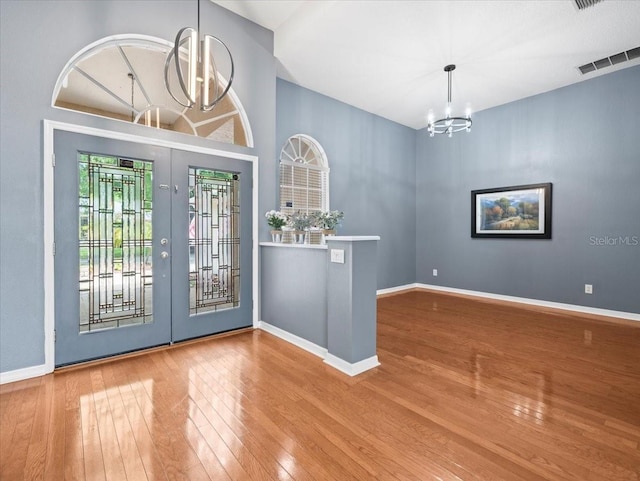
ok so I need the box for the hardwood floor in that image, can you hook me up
[1,290,639,480]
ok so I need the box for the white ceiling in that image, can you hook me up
[213,0,640,129]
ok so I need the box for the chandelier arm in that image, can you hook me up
[164,45,192,109]
[176,27,199,106]
[201,35,235,111]
[204,46,220,109]
[428,117,472,134]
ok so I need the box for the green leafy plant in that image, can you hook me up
[265,210,287,230]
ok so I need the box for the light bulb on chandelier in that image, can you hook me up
[427,64,472,138]
[164,0,234,111]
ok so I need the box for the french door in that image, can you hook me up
[54,131,252,366]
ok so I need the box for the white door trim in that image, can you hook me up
[43,120,259,375]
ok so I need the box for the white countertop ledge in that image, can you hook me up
[259,242,328,249]
[259,236,380,249]
[326,236,381,241]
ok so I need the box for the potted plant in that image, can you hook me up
[288,211,312,243]
[314,210,344,243]
[265,210,287,242]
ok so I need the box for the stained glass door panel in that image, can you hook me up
[78,154,154,332]
[188,168,240,315]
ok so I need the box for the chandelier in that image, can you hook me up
[164,0,234,111]
[427,64,472,137]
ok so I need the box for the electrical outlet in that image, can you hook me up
[433,269,438,276]
[585,284,593,294]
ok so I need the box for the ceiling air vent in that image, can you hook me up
[573,0,603,10]
[577,47,640,75]
[628,47,640,60]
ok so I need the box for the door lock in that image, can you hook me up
[160,251,169,259]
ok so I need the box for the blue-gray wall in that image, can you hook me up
[416,66,640,313]
[276,79,417,290]
[0,0,276,373]
[261,246,328,347]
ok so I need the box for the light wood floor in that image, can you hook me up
[1,290,639,481]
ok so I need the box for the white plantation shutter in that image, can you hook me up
[279,135,329,216]
[279,163,328,215]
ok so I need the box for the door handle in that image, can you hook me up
[160,251,169,259]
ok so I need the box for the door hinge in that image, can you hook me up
[54,330,56,342]
[52,242,56,256]
[52,153,55,167]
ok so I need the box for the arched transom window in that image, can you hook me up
[52,35,252,147]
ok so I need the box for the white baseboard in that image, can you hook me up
[258,321,381,376]
[0,363,49,385]
[378,283,639,322]
[376,283,419,297]
[324,354,380,377]
[258,321,327,359]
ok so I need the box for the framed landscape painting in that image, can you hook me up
[471,183,552,239]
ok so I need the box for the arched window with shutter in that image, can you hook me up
[279,134,329,244]
[279,134,329,214]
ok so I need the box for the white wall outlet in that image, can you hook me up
[585,284,593,294]
[330,249,345,264]
[433,269,438,276]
